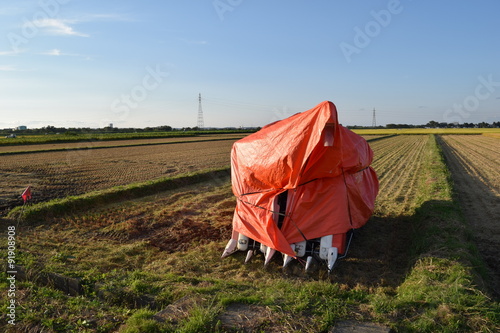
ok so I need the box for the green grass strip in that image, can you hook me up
[410,135,486,273]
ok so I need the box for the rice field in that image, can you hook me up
[0,139,236,213]
[438,135,500,296]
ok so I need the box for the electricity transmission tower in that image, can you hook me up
[371,108,376,128]
[197,93,204,129]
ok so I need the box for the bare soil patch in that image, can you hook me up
[217,303,310,332]
[331,320,392,333]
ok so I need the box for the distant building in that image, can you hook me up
[17,125,27,130]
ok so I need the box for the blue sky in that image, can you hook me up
[1,0,499,129]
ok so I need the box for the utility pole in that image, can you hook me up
[197,93,204,129]
[371,108,376,128]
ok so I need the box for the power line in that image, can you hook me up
[371,107,376,127]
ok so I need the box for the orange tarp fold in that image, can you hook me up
[230,101,378,257]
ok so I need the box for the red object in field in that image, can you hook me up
[21,186,32,203]
[230,101,379,257]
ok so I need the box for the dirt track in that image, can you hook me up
[438,135,500,297]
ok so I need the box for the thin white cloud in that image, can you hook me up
[179,38,209,45]
[0,65,18,71]
[45,49,62,56]
[30,18,89,37]
[40,48,91,59]
[0,50,22,56]
[84,13,135,22]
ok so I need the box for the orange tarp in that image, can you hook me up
[231,101,378,257]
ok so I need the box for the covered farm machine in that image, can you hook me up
[221,101,379,272]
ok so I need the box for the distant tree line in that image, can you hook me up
[348,120,500,129]
[0,125,259,136]
[1,121,499,135]
[0,125,176,135]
